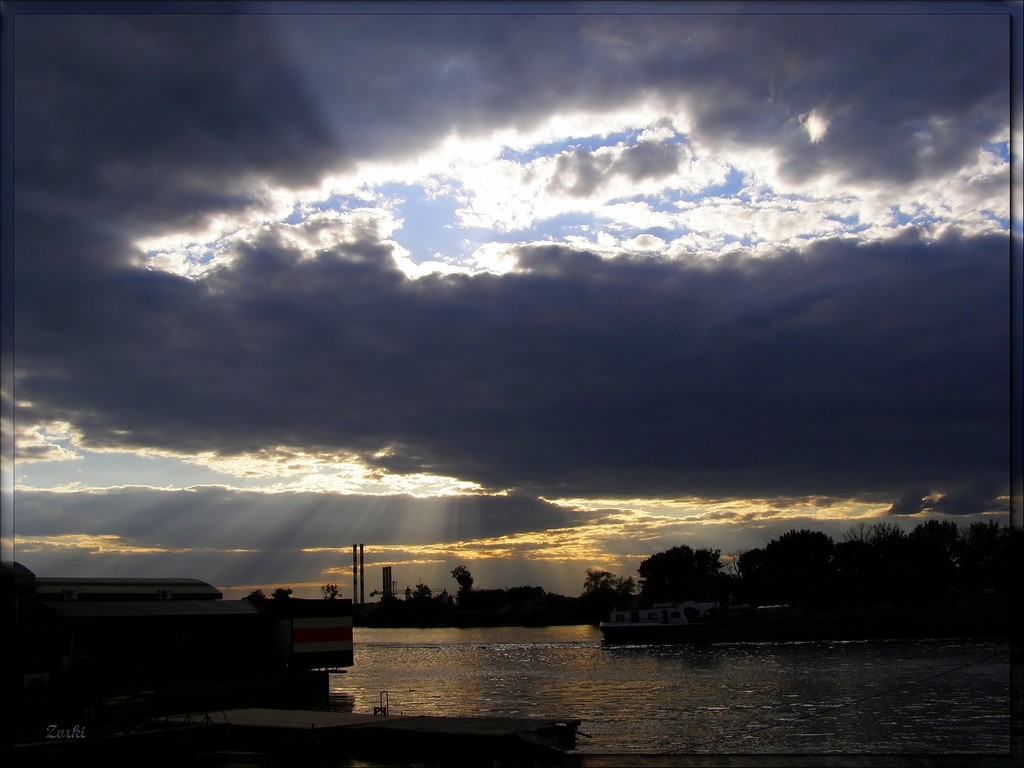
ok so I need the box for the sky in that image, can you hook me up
[2,1,1021,601]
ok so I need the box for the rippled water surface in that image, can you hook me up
[328,625,1011,755]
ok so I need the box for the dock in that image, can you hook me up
[8,706,584,765]
[9,708,585,765]
[207,707,582,761]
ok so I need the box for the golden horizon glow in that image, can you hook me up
[15,533,261,557]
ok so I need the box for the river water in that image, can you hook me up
[327,625,1013,756]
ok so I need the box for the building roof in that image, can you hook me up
[37,599,262,619]
[34,575,223,600]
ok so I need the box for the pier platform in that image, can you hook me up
[207,706,581,759]
[7,706,581,764]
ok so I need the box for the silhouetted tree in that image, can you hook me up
[637,545,723,603]
[583,569,635,601]
[736,547,766,580]
[411,582,432,601]
[580,568,635,619]
[322,582,340,600]
[272,587,293,600]
[842,522,873,544]
[905,520,962,604]
[734,547,770,605]
[833,522,902,607]
[245,589,268,602]
[722,552,743,579]
[630,521,1021,612]
[957,520,1016,600]
[451,565,474,604]
[760,529,835,607]
[832,537,876,608]
[864,521,914,604]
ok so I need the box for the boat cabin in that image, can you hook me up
[605,600,719,625]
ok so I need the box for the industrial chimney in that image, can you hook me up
[352,545,358,605]
[359,543,365,605]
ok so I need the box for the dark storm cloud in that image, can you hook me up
[13,14,341,234]
[14,223,1011,505]
[272,10,1009,187]
[13,10,1010,236]
[594,12,1010,186]
[888,478,1011,517]
[887,490,930,516]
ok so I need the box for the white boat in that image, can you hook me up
[601,600,720,628]
[598,599,1011,644]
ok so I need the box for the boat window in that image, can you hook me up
[615,615,625,622]
[646,612,658,621]
[669,611,681,619]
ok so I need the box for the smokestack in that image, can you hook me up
[352,545,358,605]
[359,544,365,605]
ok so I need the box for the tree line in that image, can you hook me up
[254,519,1017,625]
[582,519,1018,617]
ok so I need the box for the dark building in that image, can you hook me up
[8,562,353,745]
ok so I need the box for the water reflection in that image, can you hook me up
[329,626,1010,754]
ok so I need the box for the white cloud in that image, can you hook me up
[14,420,84,464]
[466,241,520,274]
[185,447,487,497]
[622,234,666,253]
[134,104,1010,281]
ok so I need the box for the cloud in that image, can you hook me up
[887,489,931,516]
[546,139,686,198]
[12,485,901,595]
[14,487,584,546]
[7,7,1015,581]
[12,486,599,588]
[14,15,342,233]
[929,479,1011,517]
[15,12,1010,238]
[594,13,1010,187]
[547,149,616,198]
[14,221,1011,505]
[13,420,82,463]
[887,476,1012,517]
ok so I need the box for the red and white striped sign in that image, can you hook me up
[291,616,353,654]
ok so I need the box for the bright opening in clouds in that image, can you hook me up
[801,109,829,144]
[3,3,1019,599]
